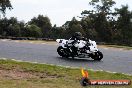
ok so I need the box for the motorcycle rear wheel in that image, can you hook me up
[57,46,69,58]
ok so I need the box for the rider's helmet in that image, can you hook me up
[74,32,82,37]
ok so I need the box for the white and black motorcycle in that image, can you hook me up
[56,39,103,61]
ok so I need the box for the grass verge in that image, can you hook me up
[0,59,131,88]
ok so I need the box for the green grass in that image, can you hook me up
[0,59,131,88]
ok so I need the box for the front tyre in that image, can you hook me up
[90,51,103,61]
[57,46,69,58]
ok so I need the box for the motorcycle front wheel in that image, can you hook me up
[90,51,103,61]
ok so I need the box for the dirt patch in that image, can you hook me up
[0,69,37,79]
[0,68,64,80]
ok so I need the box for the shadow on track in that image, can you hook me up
[56,56,103,63]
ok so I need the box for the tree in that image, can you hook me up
[80,16,99,40]
[50,24,65,39]
[29,15,52,37]
[62,17,85,39]
[25,24,42,38]
[6,17,21,37]
[8,24,20,37]
[0,0,12,15]
[81,0,116,42]
[89,0,115,13]
[0,17,9,36]
[115,5,132,45]
[18,21,25,37]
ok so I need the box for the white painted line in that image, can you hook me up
[29,42,33,43]
[104,48,108,50]
[1,40,7,41]
[0,58,7,60]
[41,43,46,44]
[1,39,11,41]
[119,49,123,51]
[14,41,19,43]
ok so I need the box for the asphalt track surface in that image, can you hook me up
[0,40,132,75]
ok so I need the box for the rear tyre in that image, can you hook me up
[57,46,69,58]
[90,51,103,61]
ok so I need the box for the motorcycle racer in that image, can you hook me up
[56,35,103,60]
[69,32,87,56]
